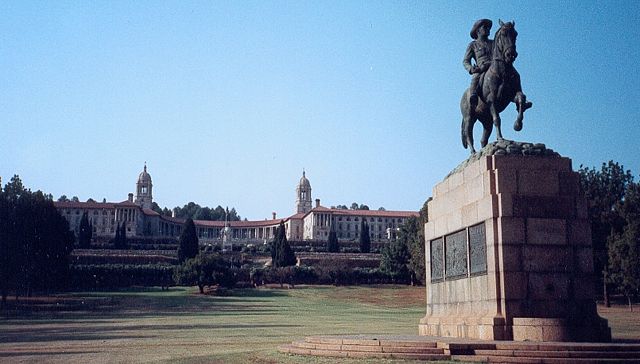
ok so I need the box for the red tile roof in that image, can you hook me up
[304,206,419,218]
[54,201,139,209]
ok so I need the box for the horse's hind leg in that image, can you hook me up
[489,102,503,140]
[480,120,493,148]
[462,115,476,154]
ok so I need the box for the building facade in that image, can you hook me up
[55,166,419,246]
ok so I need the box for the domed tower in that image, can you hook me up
[135,163,153,209]
[296,170,312,214]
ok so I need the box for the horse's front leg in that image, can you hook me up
[513,92,532,131]
[489,102,503,140]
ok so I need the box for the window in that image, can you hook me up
[338,217,342,221]
[355,217,359,221]
[378,218,382,222]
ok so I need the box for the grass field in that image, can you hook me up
[1,286,639,363]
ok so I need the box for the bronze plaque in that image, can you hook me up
[430,238,444,282]
[445,230,468,279]
[469,222,487,275]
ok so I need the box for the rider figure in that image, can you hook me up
[463,19,493,109]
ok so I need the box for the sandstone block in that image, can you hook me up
[492,155,572,171]
[463,159,481,182]
[518,169,559,196]
[478,195,498,221]
[523,246,571,272]
[575,247,594,273]
[495,169,518,194]
[498,217,525,244]
[424,221,435,240]
[448,170,464,190]
[498,193,514,216]
[528,273,569,300]
[465,175,485,203]
[435,180,449,198]
[558,171,580,196]
[462,202,479,227]
[446,212,463,233]
[512,195,576,219]
[499,244,523,272]
[501,272,528,299]
[527,218,567,245]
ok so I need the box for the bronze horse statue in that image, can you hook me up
[461,20,532,154]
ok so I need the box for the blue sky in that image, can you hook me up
[2,1,639,220]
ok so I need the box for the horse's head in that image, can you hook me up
[494,20,518,64]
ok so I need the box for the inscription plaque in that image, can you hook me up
[430,238,444,282]
[445,230,468,279]
[469,222,487,275]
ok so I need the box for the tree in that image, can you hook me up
[57,195,69,202]
[178,218,199,263]
[172,202,242,221]
[1,175,75,306]
[607,222,640,310]
[350,202,359,210]
[151,202,163,215]
[579,161,634,306]
[407,198,431,284]
[326,231,339,253]
[111,222,128,249]
[174,253,235,293]
[271,221,296,268]
[359,220,371,253]
[78,212,91,248]
[607,181,640,310]
[378,207,386,211]
[71,196,80,202]
[380,232,411,282]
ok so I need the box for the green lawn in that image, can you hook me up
[0,285,437,363]
[1,286,639,363]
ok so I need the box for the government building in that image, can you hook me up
[54,165,419,246]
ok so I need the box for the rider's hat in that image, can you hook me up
[470,19,492,39]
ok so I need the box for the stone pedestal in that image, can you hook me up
[418,152,610,342]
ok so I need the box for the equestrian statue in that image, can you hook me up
[461,19,532,154]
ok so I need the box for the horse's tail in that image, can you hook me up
[461,91,469,149]
[462,118,468,149]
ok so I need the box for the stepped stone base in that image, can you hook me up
[420,144,611,342]
[279,335,640,363]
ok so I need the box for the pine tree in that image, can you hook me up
[178,218,199,263]
[78,212,91,248]
[380,224,412,281]
[271,221,296,267]
[113,222,121,247]
[326,231,339,253]
[120,223,127,249]
[359,220,371,253]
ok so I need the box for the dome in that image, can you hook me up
[298,171,311,189]
[138,164,152,183]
